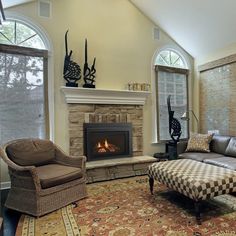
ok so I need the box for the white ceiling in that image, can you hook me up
[131,0,236,58]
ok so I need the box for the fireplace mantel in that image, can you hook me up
[61,86,150,105]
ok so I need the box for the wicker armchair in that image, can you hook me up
[0,138,87,217]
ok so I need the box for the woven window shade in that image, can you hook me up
[199,63,236,135]
[0,52,46,145]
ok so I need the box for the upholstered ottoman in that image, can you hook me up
[148,159,236,224]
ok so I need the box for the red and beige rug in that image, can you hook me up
[16,176,236,236]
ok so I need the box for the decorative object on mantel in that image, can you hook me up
[83,39,96,88]
[63,30,81,87]
[127,82,150,91]
[167,95,182,143]
[0,0,6,25]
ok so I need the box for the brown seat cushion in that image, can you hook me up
[36,164,83,189]
[203,157,236,170]
[178,152,224,162]
[6,139,55,166]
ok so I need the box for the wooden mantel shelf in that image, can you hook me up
[61,86,151,105]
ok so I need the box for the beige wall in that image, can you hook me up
[1,0,194,184]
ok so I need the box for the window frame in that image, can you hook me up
[155,65,189,142]
[0,43,49,139]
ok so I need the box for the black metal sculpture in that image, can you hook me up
[167,95,182,143]
[83,39,96,88]
[63,30,81,87]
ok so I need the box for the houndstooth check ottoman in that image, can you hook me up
[148,159,236,224]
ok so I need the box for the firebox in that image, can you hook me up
[83,123,132,161]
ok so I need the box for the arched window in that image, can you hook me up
[0,19,49,145]
[154,48,189,145]
[155,49,187,69]
[0,20,46,49]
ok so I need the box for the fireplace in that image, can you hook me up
[84,123,133,161]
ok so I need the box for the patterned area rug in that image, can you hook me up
[16,176,236,236]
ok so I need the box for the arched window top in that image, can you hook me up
[0,19,46,49]
[155,49,187,69]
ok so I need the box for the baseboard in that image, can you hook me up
[0,181,11,190]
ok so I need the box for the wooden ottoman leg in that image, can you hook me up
[194,201,201,225]
[149,177,154,195]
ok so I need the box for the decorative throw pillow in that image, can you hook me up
[185,133,213,152]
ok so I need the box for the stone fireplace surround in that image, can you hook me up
[68,103,143,158]
[61,87,156,183]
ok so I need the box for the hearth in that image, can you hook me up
[84,123,132,161]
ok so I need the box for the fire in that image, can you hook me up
[95,139,120,153]
[105,139,108,148]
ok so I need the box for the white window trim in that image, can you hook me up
[151,45,191,143]
[5,10,55,141]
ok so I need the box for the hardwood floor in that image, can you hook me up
[1,189,21,236]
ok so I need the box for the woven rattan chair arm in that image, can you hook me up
[54,145,86,170]
[8,166,41,191]
[9,167,41,191]
[8,163,35,172]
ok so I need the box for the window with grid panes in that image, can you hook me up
[155,49,189,141]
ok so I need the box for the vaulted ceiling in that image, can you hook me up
[2,0,34,9]
[3,0,236,59]
[131,0,236,58]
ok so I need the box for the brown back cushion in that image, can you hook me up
[6,139,55,166]
[210,135,231,155]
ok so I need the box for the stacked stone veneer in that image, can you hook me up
[68,104,143,157]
